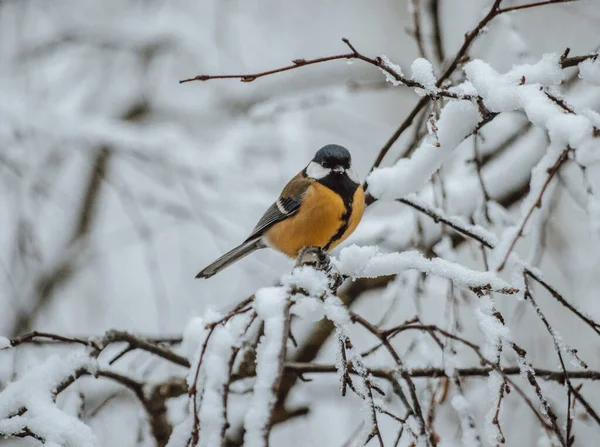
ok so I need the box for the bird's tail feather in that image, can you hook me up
[196,238,265,279]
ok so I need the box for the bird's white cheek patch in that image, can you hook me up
[306,161,331,179]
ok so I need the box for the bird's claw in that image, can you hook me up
[295,246,330,270]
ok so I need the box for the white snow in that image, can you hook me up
[198,313,252,447]
[165,418,194,447]
[367,101,481,200]
[475,296,511,359]
[0,336,10,350]
[410,58,437,94]
[485,371,504,446]
[281,266,329,298]
[336,245,515,293]
[0,353,99,446]
[379,55,404,86]
[464,55,563,119]
[464,55,597,272]
[323,295,352,328]
[579,58,600,86]
[547,114,593,148]
[181,315,211,362]
[451,395,481,447]
[291,296,325,322]
[244,287,289,447]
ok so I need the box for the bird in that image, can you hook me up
[196,144,365,279]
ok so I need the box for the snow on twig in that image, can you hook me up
[0,353,99,446]
[244,287,291,447]
[336,245,517,294]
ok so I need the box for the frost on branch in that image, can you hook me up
[0,353,98,446]
[579,57,600,86]
[379,55,404,86]
[3,1,600,446]
[244,287,290,447]
[367,100,481,200]
[451,395,481,447]
[336,245,517,294]
[410,58,437,95]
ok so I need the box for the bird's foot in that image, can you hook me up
[295,246,330,270]
[295,247,345,291]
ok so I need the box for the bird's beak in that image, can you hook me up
[333,165,345,174]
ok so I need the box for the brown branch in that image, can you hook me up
[180,53,353,84]
[8,331,99,350]
[560,51,598,68]
[349,312,430,443]
[524,276,600,427]
[497,0,578,14]
[435,0,502,87]
[100,330,190,367]
[53,366,186,447]
[392,196,600,338]
[180,38,470,104]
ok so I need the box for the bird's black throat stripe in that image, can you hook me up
[303,170,359,251]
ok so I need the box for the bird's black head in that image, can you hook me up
[304,144,360,192]
[312,144,352,170]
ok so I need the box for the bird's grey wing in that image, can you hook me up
[244,171,311,242]
[244,196,301,242]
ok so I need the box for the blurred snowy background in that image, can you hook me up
[1,0,600,446]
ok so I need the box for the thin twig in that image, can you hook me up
[496,148,570,271]
[498,0,578,14]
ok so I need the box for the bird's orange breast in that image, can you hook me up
[266,182,364,258]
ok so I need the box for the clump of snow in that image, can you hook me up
[465,55,564,121]
[511,53,563,85]
[324,296,352,328]
[198,326,234,447]
[291,296,325,321]
[336,245,515,293]
[379,55,404,86]
[244,287,289,447]
[476,296,510,359]
[281,266,329,297]
[367,101,480,200]
[451,395,481,447]
[516,355,536,388]
[547,114,592,148]
[485,371,504,445]
[579,58,600,86]
[0,353,99,446]
[181,316,209,361]
[448,80,478,96]
[165,418,194,447]
[410,58,437,94]
[284,265,330,321]
[198,313,252,447]
[0,336,10,349]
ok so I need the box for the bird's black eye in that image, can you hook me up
[321,161,328,168]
